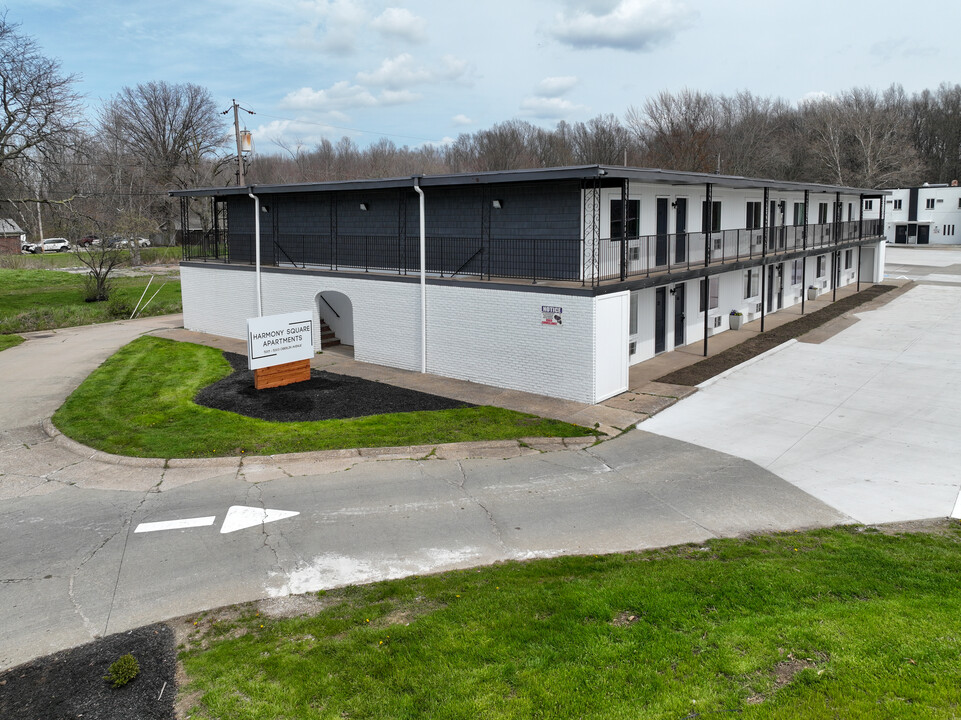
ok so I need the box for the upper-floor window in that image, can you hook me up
[701,200,721,233]
[864,199,873,211]
[745,201,761,230]
[793,202,805,226]
[818,202,829,224]
[926,198,935,209]
[893,199,903,210]
[610,199,640,239]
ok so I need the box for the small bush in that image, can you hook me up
[107,295,133,318]
[104,653,140,688]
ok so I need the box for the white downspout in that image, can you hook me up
[247,187,263,317]
[413,178,426,373]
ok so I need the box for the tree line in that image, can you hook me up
[2,13,961,245]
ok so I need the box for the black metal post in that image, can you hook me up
[857,194,864,291]
[761,187,768,332]
[703,183,712,357]
[619,179,628,282]
[833,192,840,302]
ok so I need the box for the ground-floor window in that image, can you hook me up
[791,259,803,285]
[743,268,759,298]
[816,255,826,278]
[700,277,719,311]
[944,224,956,237]
[844,249,853,269]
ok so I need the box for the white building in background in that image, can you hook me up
[173,166,886,404]
[863,183,961,245]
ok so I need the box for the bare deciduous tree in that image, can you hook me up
[0,13,82,171]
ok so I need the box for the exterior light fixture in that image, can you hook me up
[260,204,270,213]
[359,203,369,211]
[492,199,503,209]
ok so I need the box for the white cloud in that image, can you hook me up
[371,7,427,42]
[289,0,369,53]
[451,114,472,126]
[550,0,694,51]
[279,81,420,111]
[537,76,579,97]
[355,53,469,89]
[519,96,587,119]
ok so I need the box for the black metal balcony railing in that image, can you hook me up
[182,218,882,286]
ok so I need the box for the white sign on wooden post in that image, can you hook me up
[246,311,314,370]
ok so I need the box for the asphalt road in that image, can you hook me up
[0,316,847,670]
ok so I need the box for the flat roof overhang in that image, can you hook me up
[170,165,889,200]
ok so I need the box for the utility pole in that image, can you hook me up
[225,100,255,186]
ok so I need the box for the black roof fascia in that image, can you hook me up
[170,165,887,199]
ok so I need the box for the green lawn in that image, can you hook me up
[52,336,595,458]
[0,268,181,333]
[179,524,961,719]
[0,333,24,351]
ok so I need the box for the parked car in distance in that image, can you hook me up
[39,237,71,252]
[78,235,101,247]
[107,237,151,248]
[21,241,39,254]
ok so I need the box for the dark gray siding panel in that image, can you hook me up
[227,179,583,279]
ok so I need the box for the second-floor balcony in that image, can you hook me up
[183,218,883,287]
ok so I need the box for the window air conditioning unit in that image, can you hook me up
[713,316,722,328]
[629,341,636,355]
[713,238,722,250]
[755,303,762,313]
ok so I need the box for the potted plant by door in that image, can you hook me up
[807,285,818,301]
[729,310,744,330]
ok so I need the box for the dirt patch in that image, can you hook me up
[745,651,827,705]
[656,284,899,387]
[611,611,641,627]
[195,351,474,422]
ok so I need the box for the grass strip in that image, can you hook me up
[52,336,594,458]
[656,284,897,387]
[179,524,961,719]
[0,334,24,352]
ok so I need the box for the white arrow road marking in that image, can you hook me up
[133,506,299,535]
[220,506,300,534]
[134,516,216,533]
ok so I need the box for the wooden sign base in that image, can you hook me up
[254,358,311,390]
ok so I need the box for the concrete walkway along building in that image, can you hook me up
[173,165,886,404]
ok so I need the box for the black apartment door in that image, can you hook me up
[895,225,907,244]
[673,284,686,347]
[767,264,783,312]
[656,198,669,266]
[918,225,930,244]
[675,198,687,263]
[655,287,667,354]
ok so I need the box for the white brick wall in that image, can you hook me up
[425,285,596,403]
[181,265,597,402]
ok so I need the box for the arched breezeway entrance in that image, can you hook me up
[316,291,354,350]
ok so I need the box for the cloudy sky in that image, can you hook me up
[9,0,961,155]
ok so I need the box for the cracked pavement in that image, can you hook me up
[0,315,849,671]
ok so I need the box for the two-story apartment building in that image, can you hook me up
[172,165,886,404]
[862,183,961,245]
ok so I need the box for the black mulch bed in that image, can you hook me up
[0,624,177,720]
[656,284,897,387]
[195,351,474,422]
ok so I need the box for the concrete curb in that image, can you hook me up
[41,418,600,468]
[695,339,799,389]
